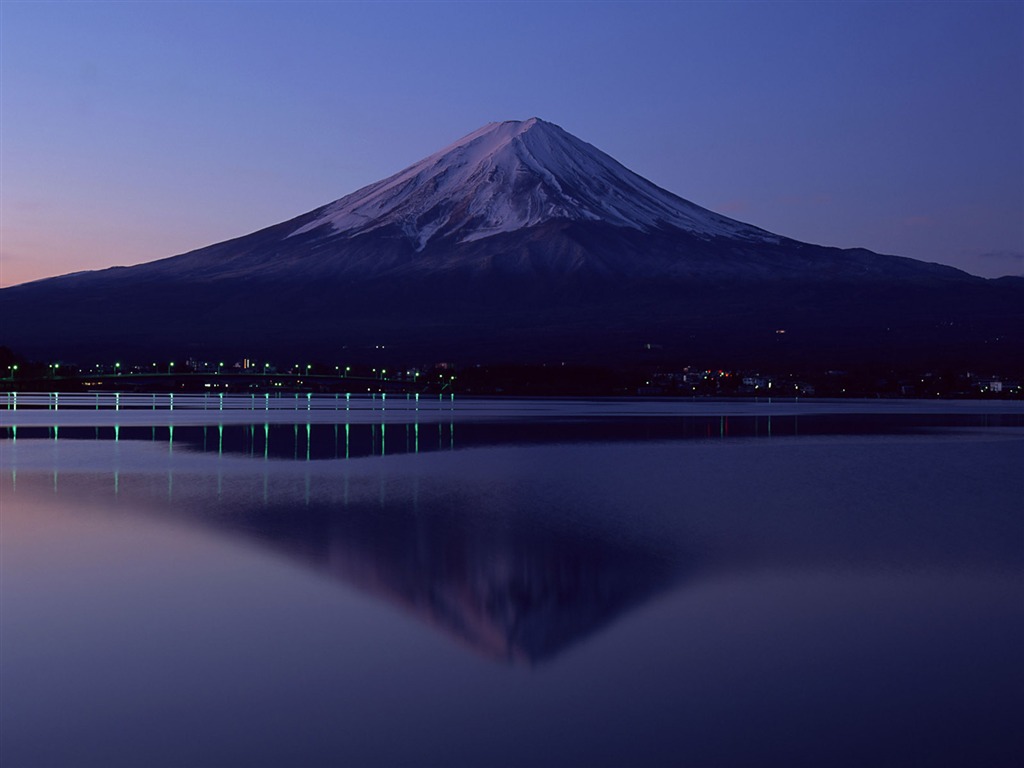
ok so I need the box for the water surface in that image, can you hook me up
[2,399,1022,767]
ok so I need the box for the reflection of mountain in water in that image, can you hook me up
[2,455,680,664]
[228,497,679,664]
[10,411,1018,662]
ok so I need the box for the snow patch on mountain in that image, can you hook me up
[290,118,779,249]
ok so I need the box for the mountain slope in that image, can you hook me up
[2,118,1021,370]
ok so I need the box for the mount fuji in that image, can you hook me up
[289,117,778,250]
[2,118,1021,369]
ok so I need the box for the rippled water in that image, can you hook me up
[2,399,1022,767]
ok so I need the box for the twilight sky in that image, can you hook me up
[1,1,1021,287]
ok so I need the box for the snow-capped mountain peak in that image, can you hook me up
[290,118,778,249]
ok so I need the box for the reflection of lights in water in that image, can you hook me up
[264,423,269,461]
[115,392,120,411]
[415,422,419,454]
[382,422,386,456]
[114,424,119,442]
[169,424,174,454]
[170,393,174,411]
[345,422,350,460]
[218,424,223,457]
[306,423,311,462]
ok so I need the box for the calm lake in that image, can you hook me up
[2,397,1022,767]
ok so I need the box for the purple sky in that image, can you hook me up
[2,1,1022,287]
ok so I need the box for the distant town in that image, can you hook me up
[1,348,1019,399]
